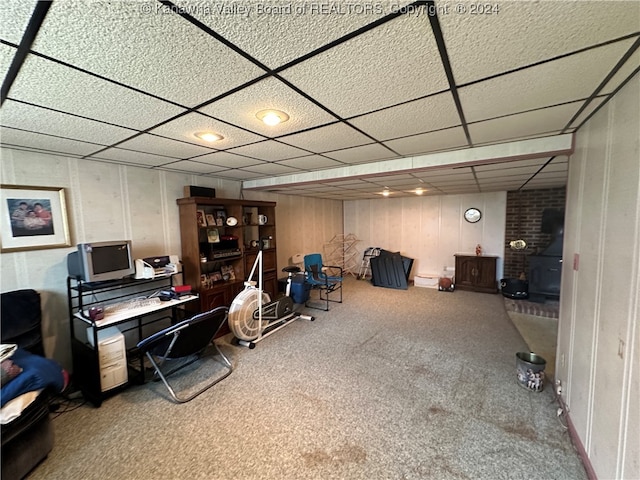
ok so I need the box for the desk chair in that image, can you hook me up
[136,306,232,403]
[304,253,343,311]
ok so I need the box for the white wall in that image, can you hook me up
[557,75,639,479]
[344,191,507,279]
[0,150,344,369]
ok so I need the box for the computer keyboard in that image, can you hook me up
[103,297,162,314]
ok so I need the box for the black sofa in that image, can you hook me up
[1,289,55,480]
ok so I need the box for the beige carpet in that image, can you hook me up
[31,278,584,480]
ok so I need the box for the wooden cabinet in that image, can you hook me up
[454,254,498,293]
[177,197,277,312]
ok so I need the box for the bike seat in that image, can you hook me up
[282,266,301,274]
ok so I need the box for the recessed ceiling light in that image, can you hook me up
[194,131,223,142]
[256,109,290,126]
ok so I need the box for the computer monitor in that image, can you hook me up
[67,240,135,283]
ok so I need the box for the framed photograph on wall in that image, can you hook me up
[1,185,71,252]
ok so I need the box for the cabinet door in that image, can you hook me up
[476,257,497,290]
[201,286,229,311]
[456,257,477,287]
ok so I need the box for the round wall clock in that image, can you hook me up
[464,208,482,223]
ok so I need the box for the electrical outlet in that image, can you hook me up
[555,379,562,396]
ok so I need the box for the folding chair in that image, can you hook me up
[136,306,232,403]
[304,253,343,311]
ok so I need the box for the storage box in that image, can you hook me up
[414,274,439,289]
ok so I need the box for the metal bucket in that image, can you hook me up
[516,352,546,391]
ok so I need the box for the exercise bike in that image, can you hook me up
[228,238,314,348]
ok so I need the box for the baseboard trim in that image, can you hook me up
[558,396,598,480]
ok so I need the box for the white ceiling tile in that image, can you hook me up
[244,162,300,176]
[198,77,337,135]
[281,14,448,118]
[475,167,537,179]
[0,44,15,84]
[0,127,103,156]
[116,134,214,159]
[87,148,177,166]
[0,1,39,44]
[281,123,372,152]
[459,39,636,122]
[10,55,186,130]
[149,112,264,149]
[324,143,395,164]
[181,0,390,68]
[277,155,344,170]
[154,160,227,174]
[440,0,640,84]
[468,102,583,145]
[227,140,309,161]
[350,92,459,140]
[192,151,261,169]
[1,100,135,145]
[384,126,469,156]
[32,1,264,106]
[213,169,264,180]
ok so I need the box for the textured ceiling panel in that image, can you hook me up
[0,127,102,156]
[350,91,459,140]
[33,1,264,106]
[90,148,179,167]
[1,1,636,200]
[107,134,214,159]
[198,76,337,136]
[0,44,15,84]
[149,112,264,149]
[277,155,344,170]
[280,14,448,118]
[468,102,584,145]
[281,122,373,152]
[0,1,38,44]
[226,139,309,161]
[324,143,395,164]
[440,0,640,84]
[181,0,392,68]
[459,39,635,123]
[384,126,469,156]
[193,151,261,168]
[10,55,186,130]
[1,100,135,144]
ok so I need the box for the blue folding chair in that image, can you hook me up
[304,253,343,311]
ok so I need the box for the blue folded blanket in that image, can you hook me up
[1,348,65,408]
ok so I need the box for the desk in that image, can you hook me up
[67,275,199,407]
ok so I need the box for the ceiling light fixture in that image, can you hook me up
[256,109,290,126]
[382,189,390,197]
[195,131,223,142]
[415,187,424,195]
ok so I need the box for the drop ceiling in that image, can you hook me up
[1,1,638,199]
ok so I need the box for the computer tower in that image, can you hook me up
[87,326,128,392]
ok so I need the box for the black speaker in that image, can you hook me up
[184,185,216,198]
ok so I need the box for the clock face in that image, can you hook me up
[464,208,482,223]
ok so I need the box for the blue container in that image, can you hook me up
[290,280,311,304]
